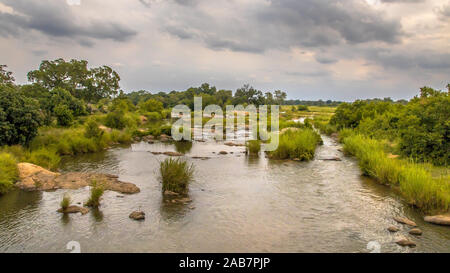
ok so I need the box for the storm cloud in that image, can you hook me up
[0,0,448,100]
[0,0,136,44]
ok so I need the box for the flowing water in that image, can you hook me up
[0,135,449,253]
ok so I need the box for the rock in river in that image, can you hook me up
[219,151,228,155]
[393,216,417,227]
[424,215,450,226]
[15,163,140,194]
[395,237,416,248]
[388,226,400,232]
[409,228,423,236]
[57,206,89,215]
[129,211,145,221]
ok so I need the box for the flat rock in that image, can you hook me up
[219,151,228,155]
[424,215,450,226]
[129,211,145,221]
[409,228,423,236]
[395,237,416,248]
[57,206,89,215]
[15,163,140,194]
[393,217,417,227]
[388,226,400,232]
[163,152,184,157]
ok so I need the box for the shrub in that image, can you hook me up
[268,129,322,161]
[85,180,104,208]
[138,99,163,113]
[297,105,309,111]
[160,158,194,194]
[28,148,61,170]
[105,110,126,129]
[146,112,162,122]
[246,140,261,155]
[54,104,74,127]
[0,152,18,194]
[60,194,71,211]
[84,120,104,139]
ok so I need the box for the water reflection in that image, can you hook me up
[174,141,193,154]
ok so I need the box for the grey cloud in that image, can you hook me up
[366,48,450,70]
[380,0,424,3]
[315,55,338,64]
[158,0,403,53]
[437,3,450,19]
[0,0,137,44]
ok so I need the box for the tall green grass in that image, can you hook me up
[268,129,322,161]
[0,153,18,194]
[342,133,450,212]
[246,140,261,155]
[160,158,194,194]
[85,181,104,208]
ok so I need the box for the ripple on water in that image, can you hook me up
[0,137,448,253]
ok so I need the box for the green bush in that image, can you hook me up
[146,112,162,122]
[0,152,18,194]
[105,110,126,129]
[0,84,42,145]
[138,99,163,113]
[268,129,322,161]
[160,158,194,194]
[54,104,74,127]
[297,105,309,111]
[246,140,261,155]
[85,181,104,208]
[84,120,104,139]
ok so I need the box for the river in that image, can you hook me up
[0,135,449,253]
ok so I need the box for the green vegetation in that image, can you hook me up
[0,153,18,194]
[160,158,194,194]
[85,181,104,208]
[60,194,71,211]
[268,129,322,161]
[343,133,450,212]
[330,86,449,165]
[246,140,261,155]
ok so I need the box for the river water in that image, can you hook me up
[0,135,449,253]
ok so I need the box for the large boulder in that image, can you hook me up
[16,163,140,194]
[424,215,450,226]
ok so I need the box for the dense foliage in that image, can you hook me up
[330,86,449,165]
[0,85,42,146]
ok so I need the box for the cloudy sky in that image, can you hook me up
[0,0,449,100]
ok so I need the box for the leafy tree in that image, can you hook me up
[85,120,104,139]
[233,84,265,106]
[274,90,287,105]
[0,85,42,145]
[50,88,86,117]
[0,65,15,85]
[28,59,120,102]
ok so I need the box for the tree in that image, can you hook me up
[0,85,42,145]
[0,65,14,85]
[274,90,287,105]
[28,59,120,102]
[233,84,265,106]
[49,88,86,117]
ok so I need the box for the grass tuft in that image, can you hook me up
[160,158,194,194]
